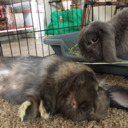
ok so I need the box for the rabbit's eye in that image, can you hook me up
[87,41,91,45]
[92,37,98,42]
[87,37,98,46]
[80,101,87,110]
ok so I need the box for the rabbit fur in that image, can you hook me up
[0,56,127,121]
[79,9,128,62]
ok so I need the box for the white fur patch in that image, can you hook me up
[0,69,9,81]
[39,100,50,120]
[12,84,17,90]
[0,69,9,75]
[18,101,31,122]
[0,86,2,91]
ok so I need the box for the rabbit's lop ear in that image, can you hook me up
[108,85,128,110]
[94,21,120,62]
[99,23,120,62]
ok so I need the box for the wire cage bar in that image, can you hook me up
[0,0,127,57]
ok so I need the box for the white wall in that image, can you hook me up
[80,0,117,22]
[44,0,56,28]
[92,0,117,22]
[44,0,117,28]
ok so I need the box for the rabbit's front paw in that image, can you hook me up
[18,100,31,121]
[105,57,122,63]
[39,100,50,119]
[18,97,39,121]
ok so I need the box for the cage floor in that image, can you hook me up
[0,73,128,128]
[1,38,55,57]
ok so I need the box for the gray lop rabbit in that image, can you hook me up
[79,9,128,62]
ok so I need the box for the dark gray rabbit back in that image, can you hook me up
[79,8,128,62]
[0,56,110,121]
[110,9,128,59]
